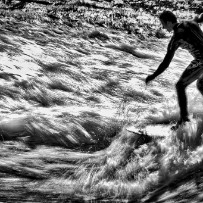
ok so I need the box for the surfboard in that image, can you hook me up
[126,124,173,138]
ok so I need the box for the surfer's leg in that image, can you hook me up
[176,60,203,124]
[176,82,188,122]
[197,74,203,96]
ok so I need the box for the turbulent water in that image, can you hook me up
[0,18,203,202]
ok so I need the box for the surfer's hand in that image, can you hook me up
[145,75,154,85]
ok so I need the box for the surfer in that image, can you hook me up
[145,11,203,130]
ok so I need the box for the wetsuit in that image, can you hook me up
[153,20,203,121]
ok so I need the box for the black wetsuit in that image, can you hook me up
[153,20,203,121]
[169,21,203,60]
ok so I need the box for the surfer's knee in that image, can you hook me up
[197,77,203,95]
[176,81,186,92]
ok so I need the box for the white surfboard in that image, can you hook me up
[126,124,172,137]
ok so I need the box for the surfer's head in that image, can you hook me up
[159,11,177,32]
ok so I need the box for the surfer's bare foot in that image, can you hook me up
[171,118,190,131]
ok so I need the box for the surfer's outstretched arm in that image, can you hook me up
[145,49,175,84]
[146,33,180,84]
